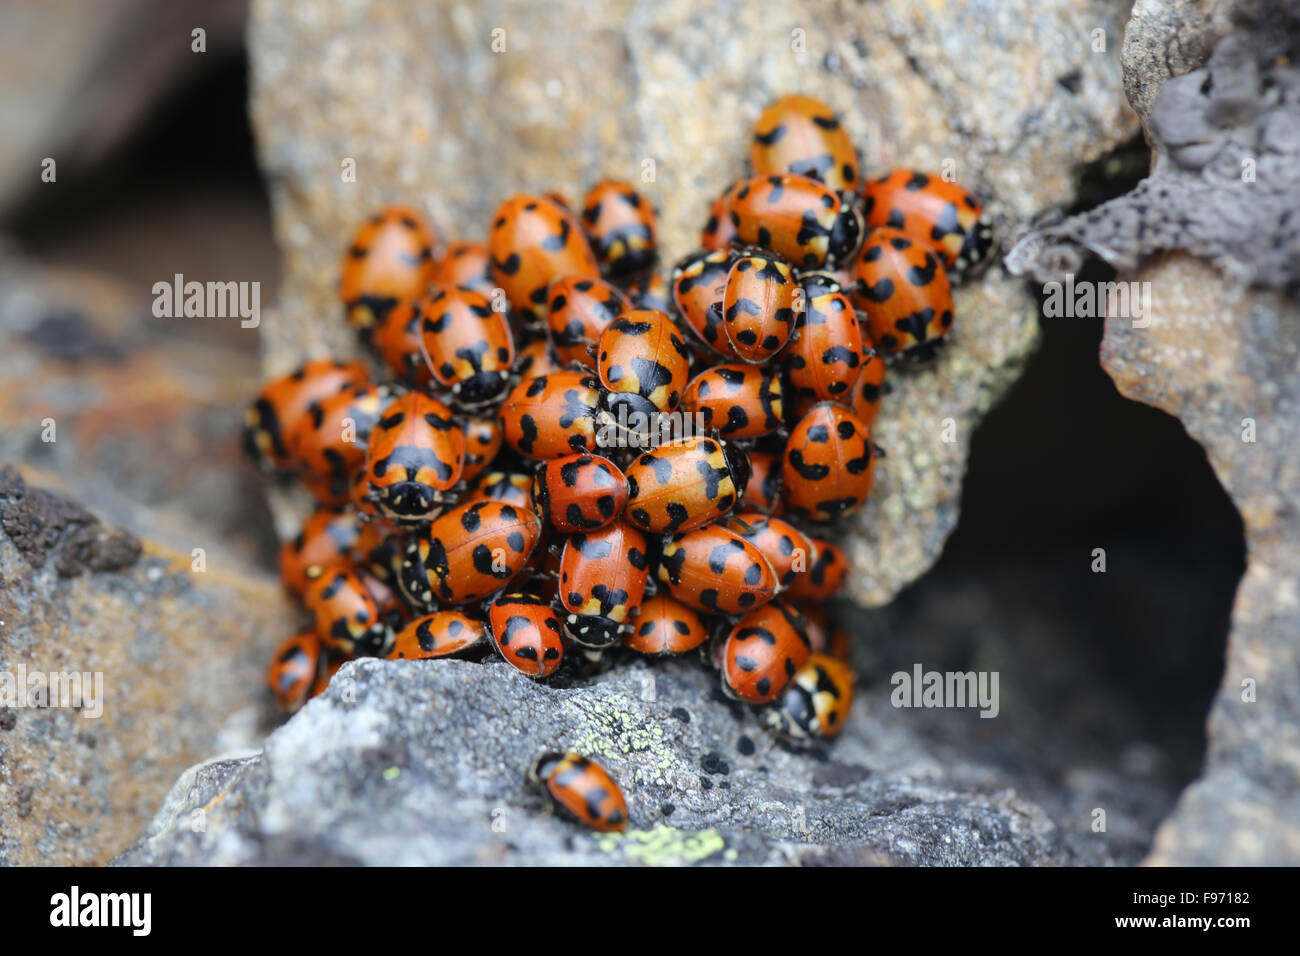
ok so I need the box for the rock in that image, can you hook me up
[1007,1,1300,290]
[1006,1,1300,864]
[1101,255,1300,865]
[0,466,300,865]
[116,655,1170,866]
[0,255,280,566]
[248,0,1138,606]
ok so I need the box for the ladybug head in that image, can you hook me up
[454,370,511,409]
[828,204,863,265]
[530,752,566,784]
[721,440,752,501]
[381,481,444,523]
[564,613,622,649]
[955,219,996,281]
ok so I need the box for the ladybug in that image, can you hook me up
[465,469,534,509]
[245,359,371,474]
[681,363,783,440]
[623,435,750,534]
[860,169,993,280]
[339,205,438,336]
[488,195,600,323]
[431,239,493,293]
[308,654,349,701]
[726,173,863,269]
[580,179,658,276]
[596,309,691,426]
[545,275,630,369]
[765,652,854,741]
[532,752,628,833]
[700,180,743,251]
[304,567,394,657]
[533,453,628,533]
[782,402,876,522]
[267,632,322,711]
[848,347,886,430]
[739,449,785,514]
[499,371,603,460]
[514,337,562,379]
[399,499,541,607]
[363,392,466,524]
[388,610,488,660]
[670,248,740,358]
[722,254,798,362]
[624,270,672,313]
[460,414,503,485]
[558,521,650,648]
[417,284,516,407]
[488,592,565,678]
[749,94,859,192]
[800,606,851,661]
[292,383,388,506]
[622,594,708,656]
[720,601,811,703]
[784,537,848,602]
[849,226,954,357]
[723,511,814,590]
[372,299,434,387]
[783,290,864,404]
[351,517,405,583]
[657,524,777,614]
[279,505,360,599]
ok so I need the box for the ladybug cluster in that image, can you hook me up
[247,93,990,831]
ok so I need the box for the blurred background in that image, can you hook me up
[0,0,1245,845]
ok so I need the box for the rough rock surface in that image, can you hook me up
[248,0,1138,606]
[1009,0,1300,864]
[1102,255,1300,865]
[117,655,1172,866]
[1008,0,1300,289]
[0,466,299,865]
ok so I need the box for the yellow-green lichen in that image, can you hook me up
[598,825,727,866]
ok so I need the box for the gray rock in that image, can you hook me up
[116,656,1167,866]
[248,0,1138,607]
[1008,0,1300,864]
[1007,1,1300,289]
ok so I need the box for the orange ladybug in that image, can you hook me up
[720,602,812,703]
[849,226,954,357]
[304,567,394,657]
[726,173,863,269]
[860,169,993,280]
[278,505,360,600]
[558,520,650,648]
[750,95,859,192]
[722,254,798,362]
[417,284,515,407]
[339,206,438,336]
[499,371,604,460]
[244,359,371,474]
[532,752,628,832]
[488,195,600,323]
[545,275,630,369]
[580,179,658,276]
[681,363,784,440]
[657,524,777,615]
[267,632,322,711]
[533,453,628,533]
[398,500,541,607]
[671,249,740,358]
[488,592,564,678]
[388,611,488,660]
[782,402,876,522]
[624,436,750,534]
[622,594,709,656]
[363,392,466,524]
